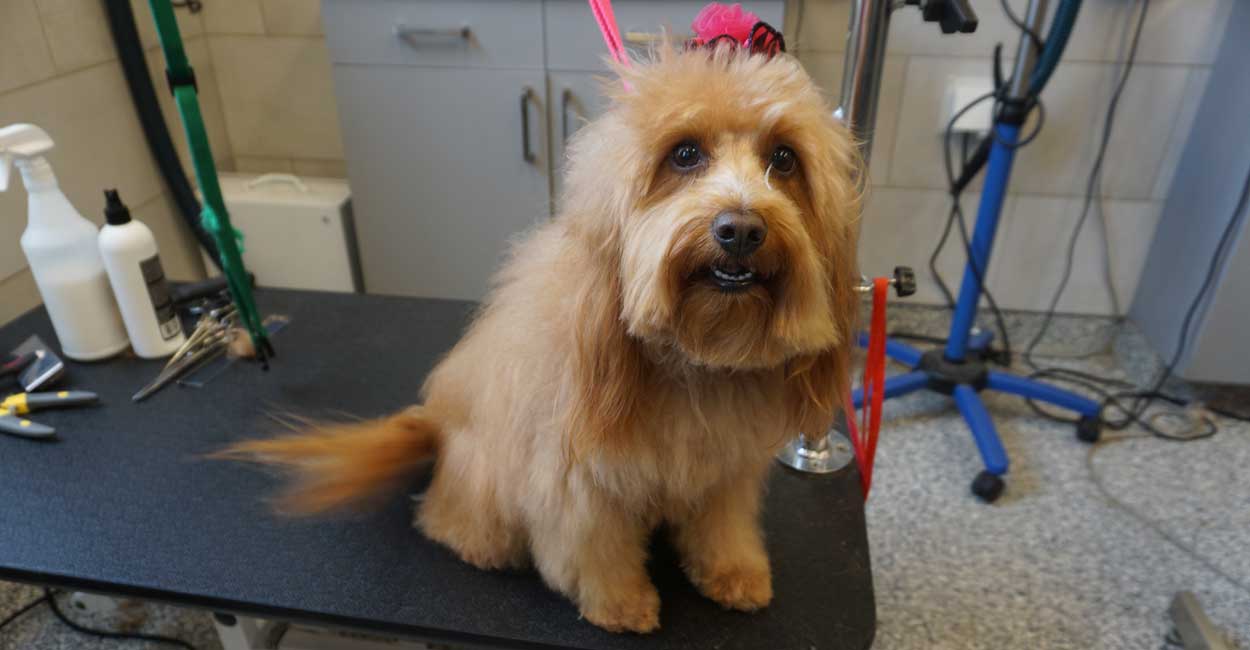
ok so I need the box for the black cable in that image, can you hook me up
[1086,437,1250,598]
[102,0,222,271]
[888,331,948,345]
[1025,165,1250,440]
[1119,165,1250,414]
[940,92,1017,365]
[1000,0,1044,55]
[44,590,197,650]
[0,594,48,632]
[928,133,979,309]
[1023,0,1150,372]
[951,192,1013,365]
[929,93,996,311]
[990,95,1046,149]
[929,204,959,308]
[1206,405,1250,423]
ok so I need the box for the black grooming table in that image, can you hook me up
[0,289,875,650]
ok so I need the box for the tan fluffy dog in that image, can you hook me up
[222,43,860,634]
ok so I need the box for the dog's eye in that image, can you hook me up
[670,142,703,170]
[769,145,797,175]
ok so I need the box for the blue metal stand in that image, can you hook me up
[856,123,1103,502]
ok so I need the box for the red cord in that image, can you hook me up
[848,278,890,500]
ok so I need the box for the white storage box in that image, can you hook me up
[202,173,360,293]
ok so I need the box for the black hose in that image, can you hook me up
[102,0,222,271]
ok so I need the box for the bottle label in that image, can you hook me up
[140,256,182,341]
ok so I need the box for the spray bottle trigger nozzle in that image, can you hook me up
[0,153,11,192]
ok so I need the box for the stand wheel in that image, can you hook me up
[971,471,1004,503]
[1076,416,1102,444]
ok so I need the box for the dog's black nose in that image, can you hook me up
[711,212,767,257]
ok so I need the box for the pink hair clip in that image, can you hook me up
[689,3,786,57]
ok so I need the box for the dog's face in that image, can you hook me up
[563,45,860,372]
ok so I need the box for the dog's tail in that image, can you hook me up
[214,409,441,515]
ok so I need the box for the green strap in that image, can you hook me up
[149,0,273,365]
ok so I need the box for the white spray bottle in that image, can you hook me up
[99,189,187,358]
[0,123,128,361]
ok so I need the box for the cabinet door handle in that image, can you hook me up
[624,31,661,44]
[520,87,537,164]
[561,89,580,143]
[394,23,471,48]
[624,30,692,45]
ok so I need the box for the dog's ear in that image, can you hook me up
[783,112,862,436]
[784,346,850,437]
[566,243,648,459]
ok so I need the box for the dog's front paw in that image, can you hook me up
[580,583,661,634]
[694,565,773,612]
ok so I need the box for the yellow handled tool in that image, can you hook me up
[1,390,98,439]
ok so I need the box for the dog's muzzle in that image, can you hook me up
[708,211,767,291]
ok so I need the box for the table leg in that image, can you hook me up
[212,614,281,650]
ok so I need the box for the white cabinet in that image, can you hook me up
[332,65,550,299]
[547,70,604,208]
[324,0,783,300]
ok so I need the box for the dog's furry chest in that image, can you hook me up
[585,377,786,509]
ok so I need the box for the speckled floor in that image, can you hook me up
[3,305,1247,650]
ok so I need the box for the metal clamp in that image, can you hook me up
[855,266,917,297]
[520,87,537,163]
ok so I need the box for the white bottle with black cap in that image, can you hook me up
[98,189,187,358]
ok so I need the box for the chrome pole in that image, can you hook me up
[777,0,896,475]
[836,0,896,163]
[1008,0,1047,101]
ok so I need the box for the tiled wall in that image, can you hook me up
[199,0,347,178]
[1,0,1230,324]
[204,0,1224,316]
[0,0,219,324]
[790,0,1229,314]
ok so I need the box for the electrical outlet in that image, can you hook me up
[944,76,995,136]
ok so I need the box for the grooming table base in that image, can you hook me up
[0,289,875,650]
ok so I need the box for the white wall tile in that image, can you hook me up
[0,0,57,93]
[797,50,843,100]
[887,0,1022,58]
[1152,68,1210,201]
[144,37,233,172]
[0,61,167,279]
[797,0,1020,58]
[201,0,265,35]
[234,156,294,173]
[260,0,323,35]
[890,56,1188,199]
[797,0,1231,65]
[1065,0,1233,66]
[792,0,850,52]
[987,195,1162,314]
[799,51,904,185]
[858,187,1001,307]
[0,269,41,326]
[131,0,204,50]
[36,0,116,72]
[291,158,347,178]
[887,56,992,191]
[208,35,343,160]
[1018,61,1187,198]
